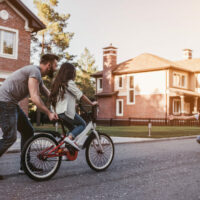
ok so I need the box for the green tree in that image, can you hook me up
[32,0,74,61]
[76,48,98,100]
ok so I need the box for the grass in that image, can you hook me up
[33,124,200,138]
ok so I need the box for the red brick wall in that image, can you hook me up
[102,54,116,93]
[0,1,31,115]
[97,94,166,119]
[97,96,116,119]
[0,1,31,71]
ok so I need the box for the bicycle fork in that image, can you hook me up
[92,129,104,153]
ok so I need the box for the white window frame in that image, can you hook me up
[173,99,181,115]
[116,75,123,89]
[97,78,103,92]
[0,26,18,59]
[116,99,123,116]
[173,72,187,89]
[127,75,135,105]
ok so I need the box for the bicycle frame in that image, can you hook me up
[74,121,103,151]
[38,105,103,160]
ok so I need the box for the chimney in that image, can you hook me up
[102,43,117,93]
[183,49,192,59]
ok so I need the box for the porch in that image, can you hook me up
[169,88,200,115]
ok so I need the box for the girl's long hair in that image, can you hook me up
[49,62,76,110]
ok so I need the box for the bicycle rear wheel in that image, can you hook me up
[21,134,61,181]
[86,133,114,171]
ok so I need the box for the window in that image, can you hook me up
[127,75,135,104]
[97,78,103,91]
[0,26,18,59]
[116,99,123,116]
[173,99,181,114]
[173,72,187,88]
[118,76,123,88]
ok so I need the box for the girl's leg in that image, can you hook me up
[58,113,86,139]
[69,114,86,138]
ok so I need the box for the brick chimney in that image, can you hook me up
[102,44,117,93]
[183,49,192,59]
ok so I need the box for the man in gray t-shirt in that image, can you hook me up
[0,54,59,179]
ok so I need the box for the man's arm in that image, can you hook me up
[28,78,58,121]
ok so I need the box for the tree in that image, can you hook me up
[75,48,98,100]
[29,0,74,125]
[32,0,74,62]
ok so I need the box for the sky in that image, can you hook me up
[21,0,200,70]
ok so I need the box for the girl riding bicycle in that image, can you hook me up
[49,62,98,150]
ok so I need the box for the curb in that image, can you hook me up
[6,135,198,154]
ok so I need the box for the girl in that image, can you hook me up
[49,62,97,150]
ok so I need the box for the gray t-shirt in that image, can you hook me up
[0,65,43,104]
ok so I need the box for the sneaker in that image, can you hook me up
[18,169,25,174]
[197,136,200,144]
[64,137,81,151]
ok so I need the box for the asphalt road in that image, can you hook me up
[1,138,200,200]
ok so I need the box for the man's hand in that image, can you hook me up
[48,112,58,121]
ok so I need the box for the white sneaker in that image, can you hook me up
[64,137,81,151]
[18,169,25,174]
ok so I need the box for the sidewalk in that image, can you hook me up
[0,130,197,153]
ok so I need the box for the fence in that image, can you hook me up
[96,118,200,126]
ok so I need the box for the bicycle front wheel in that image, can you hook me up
[86,133,114,171]
[21,134,61,181]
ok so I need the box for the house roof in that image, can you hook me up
[6,0,45,32]
[92,70,103,77]
[92,53,193,77]
[113,53,193,75]
[175,59,200,73]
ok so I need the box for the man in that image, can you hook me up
[0,54,59,179]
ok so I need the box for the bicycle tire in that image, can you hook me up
[85,132,114,171]
[21,133,62,181]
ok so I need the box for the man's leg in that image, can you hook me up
[17,106,34,170]
[0,103,18,157]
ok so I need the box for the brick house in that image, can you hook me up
[0,0,45,114]
[92,45,200,120]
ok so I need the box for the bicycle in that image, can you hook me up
[21,104,115,181]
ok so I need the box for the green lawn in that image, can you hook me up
[33,124,200,138]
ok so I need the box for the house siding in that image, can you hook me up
[0,1,32,114]
[0,1,31,71]
[97,70,168,119]
[117,94,166,118]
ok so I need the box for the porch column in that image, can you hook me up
[193,97,198,113]
[180,96,185,115]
